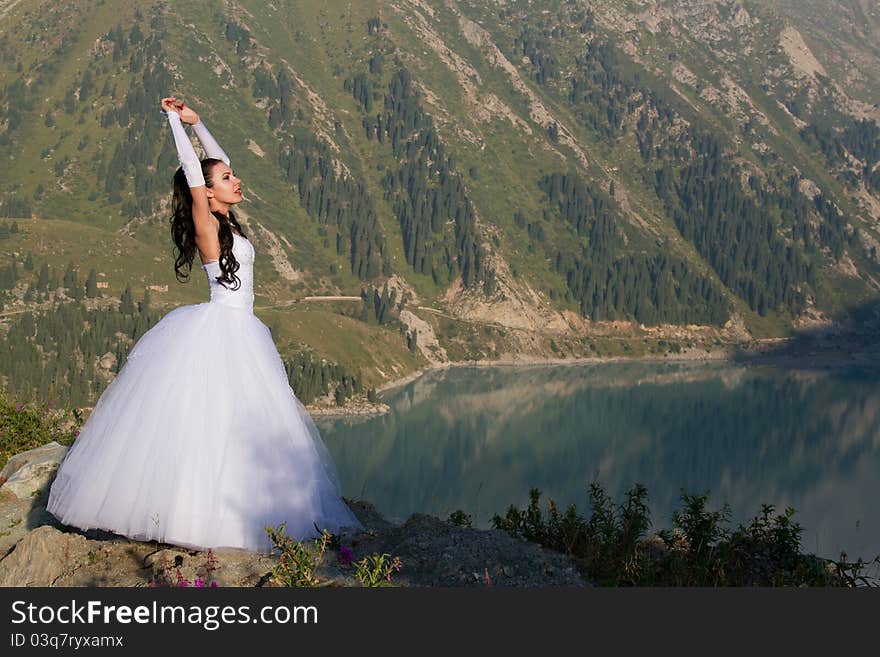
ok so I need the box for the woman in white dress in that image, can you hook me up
[47,97,361,552]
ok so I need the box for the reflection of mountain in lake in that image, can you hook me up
[318,363,880,560]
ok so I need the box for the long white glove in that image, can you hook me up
[192,120,230,166]
[165,111,205,188]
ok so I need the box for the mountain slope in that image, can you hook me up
[0,0,878,409]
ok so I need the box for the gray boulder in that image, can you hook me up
[0,441,68,501]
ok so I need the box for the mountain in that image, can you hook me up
[0,0,878,410]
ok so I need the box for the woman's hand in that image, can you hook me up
[160,96,179,115]
[174,99,200,125]
[160,96,200,125]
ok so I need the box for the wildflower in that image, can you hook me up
[337,545,353,566]
[210,581,218,588]
[194,578,204,588]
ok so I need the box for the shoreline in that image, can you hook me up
[377,348,736,390]
[310,343,879,417]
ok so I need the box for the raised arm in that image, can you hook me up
[162,98,214,240]
[171,98,230,166]
[192,119,230,166]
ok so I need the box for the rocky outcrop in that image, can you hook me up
[0,441,68,500]
[0,445,587,587]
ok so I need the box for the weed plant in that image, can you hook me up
[0,387,83,470]
[265,523,330,588]
[354,553,403,587]
[492,484,876,586]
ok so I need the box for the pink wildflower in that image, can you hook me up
[337,545,353,566]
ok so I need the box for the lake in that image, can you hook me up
[317,361,879,561]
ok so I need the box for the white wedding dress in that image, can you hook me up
[47,231,362,552]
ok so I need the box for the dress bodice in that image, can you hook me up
[202,232,255,312]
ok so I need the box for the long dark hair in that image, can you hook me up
[170,158,248,290]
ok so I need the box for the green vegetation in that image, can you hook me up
[517,29,857,321]
[353,552,403,587]
[359,282,400,325]
[654,132,858,316]
[282,348,363,407]
[277,127,389,280]
[540,171,730,325]
[568,41,675,143]
[350,65,486,288]
[0,293,158,408]
[265,524,331,588]
[0,387,82,470]
[494,485,877,586]
[800,118,880,193]
[265,523,403,587]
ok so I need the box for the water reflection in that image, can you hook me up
[318,362,880,560]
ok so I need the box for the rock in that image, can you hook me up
[99,352,117,370]
[0,489,59,559]
[143,547,275,587]
[0,442,68,501]
[344,511,588,587]
[0,525,91,586]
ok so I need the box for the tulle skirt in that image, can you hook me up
[47,301,362,553]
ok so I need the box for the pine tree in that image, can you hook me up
[86,269,98,298]
[63,261,77,290]
[24,252,33,271]
[119,284,135,314]
[138,288,151,314]
[114,342,125,373]
[37,263,49,290]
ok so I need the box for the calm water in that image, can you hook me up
[316,361,880,560]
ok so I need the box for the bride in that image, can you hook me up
[47,97,362,552]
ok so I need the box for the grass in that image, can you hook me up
[259,307,426,391]
[0,387,82,471]
[1,218,206,309]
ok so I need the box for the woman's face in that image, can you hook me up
[206,163,243,207]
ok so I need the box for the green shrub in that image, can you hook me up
[265,523,330,588]
[447,509,473,528]
[493,484,867,587]
[354,553,402,587]
[0,387,82,470]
